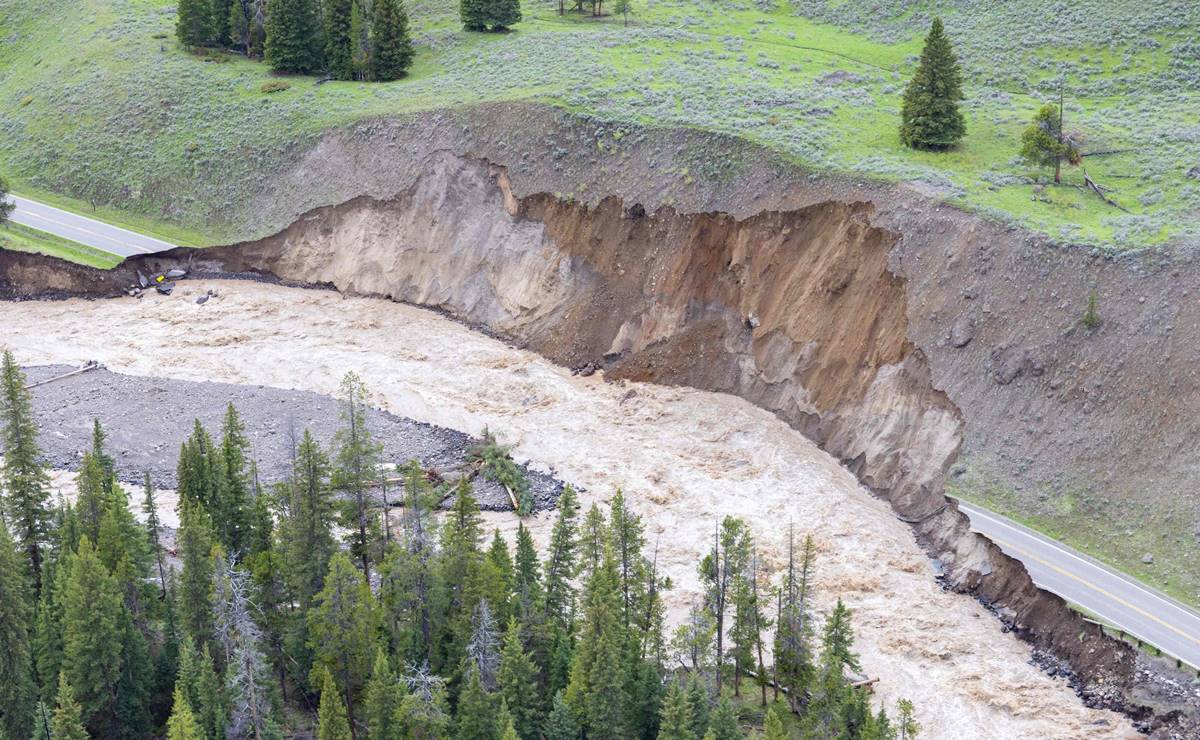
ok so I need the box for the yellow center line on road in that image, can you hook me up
[15,210,145,253]
[989,533,1200,649]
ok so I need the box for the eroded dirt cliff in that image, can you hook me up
[3,150,1164,726]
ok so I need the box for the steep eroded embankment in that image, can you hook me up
[0,152,1143,713]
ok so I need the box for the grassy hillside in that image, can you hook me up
[0,0,1198,248]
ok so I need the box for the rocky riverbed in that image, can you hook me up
[24,364,564,512]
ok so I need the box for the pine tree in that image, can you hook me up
[459,0,488,31]
[216,404,252,558]
[332,373,384,578]
[896,698,920,740]
[706,697,739,740]
[655,681,694,740]
[456,666,498,740]
[762,706,786,740]
[114,602,154,740]
[281,429,336,608]
[0,176,13,224]
[899,18,965,150]
[564,546,628,740]
[513,522,542,609]
[543,690,579,740]
[74,452,108,545]
[435,477,485,673]
[1,350,51,593]
[323,0,354,79]
[685,676,709,740]
[700,517,749,693]
[166,686,204,740]
[774,530,815,712]
[349,0,370,79]
[379,462,440,664]
[498,617,541,739]
[31,702,50,740]
[229,0,251,51]
[177,0,216,46]
[308,552,378,724]
[821,599,860,673]
[1020,101,1079,184]
[364,648,404,740]
[316,669,353,740]
[143,472,168,598]
[50,675,88,740]
[212,557,276,740]
[60,537,123,736]
[486,0,521,31]
[0,520,34,739]
[178,419,221,510]
[211,0,234,45]
[97,483,150,578]
[33,553,69,704]
[183,643,228,740]
[265,0,324,73]
[499,712,520,740]
[177,497,216,647]
[371,0,414,81]
[728,550,758,698]
[612,0,629,25]
[578,503,607,580]
[543,484,579,633]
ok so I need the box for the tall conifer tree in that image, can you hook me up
[308,552,378,724]
[899,18,965,150]
[60,537,123,736]
[371,0,414,81]
[316,669,353,740]
[166,686,204,740]
[265,0,323,73]
[50,676,88,740]
[1,350,51,593]
[0,520,34,739]
[177,497,216,647]
[323,0,354,79]
[177,0,216,46]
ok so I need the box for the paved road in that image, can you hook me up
[6,194,176,257]
[956,499,1200,670]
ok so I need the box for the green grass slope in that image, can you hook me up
[0,0,1198,247]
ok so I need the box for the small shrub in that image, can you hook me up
[19,96,33,107]
[1082,291,1100,330]
[260,80,291,94]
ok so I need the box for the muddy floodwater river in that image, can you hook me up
[0,280,1137,739]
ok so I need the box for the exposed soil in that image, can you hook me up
[3,103,1199,735]
[22,364,563,512]
[0,280,1141,739]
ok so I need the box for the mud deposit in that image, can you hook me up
[23,364,562,511]
[0,279,1139,739]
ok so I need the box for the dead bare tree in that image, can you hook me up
[213,557,275,739]
[466,600,501,691]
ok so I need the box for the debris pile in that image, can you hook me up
[128,268,188,298]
